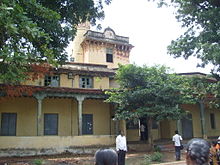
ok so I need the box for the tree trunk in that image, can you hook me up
[147,118,153,150]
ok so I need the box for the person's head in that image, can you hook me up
[211,141,217,147]
[119,130,124,136]
[186,138,210,165]
[95,148,118,165]
[175,130,179,134]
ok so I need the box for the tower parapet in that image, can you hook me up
[71,26,133,68]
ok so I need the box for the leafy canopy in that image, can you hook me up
[0,0,111,84]
[151,0,220,78]
[106,64,187,121]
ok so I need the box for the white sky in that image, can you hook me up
[68,0,213,74]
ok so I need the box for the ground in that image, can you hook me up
[0,151,186,165]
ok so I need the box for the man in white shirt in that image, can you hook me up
[172,130,183,161]
[116,130,127,165]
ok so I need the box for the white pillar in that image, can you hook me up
[76,96,85,135]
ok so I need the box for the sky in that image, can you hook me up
[68,0,213,74]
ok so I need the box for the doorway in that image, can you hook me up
[181,113,193,139]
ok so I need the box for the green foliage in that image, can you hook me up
[150,0,220,78]
[33,159,43,165]
[0,0,111,84]
[150,152,163,162]
[142,154,152,165]
[106,64,187,121]
[153,145,161,152]
[142,152,163,165]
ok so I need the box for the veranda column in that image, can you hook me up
[76,96,85,135]
[199,101,207,139]
[35,94,46,136]
[177,120,182,135]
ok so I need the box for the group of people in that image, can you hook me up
[95,129,220,165]
[173,130,220,165]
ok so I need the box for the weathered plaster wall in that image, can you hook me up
[83,99,110,135]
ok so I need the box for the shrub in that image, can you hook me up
[142,154,152,165]
[33,159,43,165]
[153,145,161,152]
[150,152,163,162]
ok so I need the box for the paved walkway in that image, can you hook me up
[153,161,186,165]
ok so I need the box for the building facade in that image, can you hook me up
[0,24,220,156]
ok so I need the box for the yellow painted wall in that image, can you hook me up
[0,135,115,149]
[83,99,111,135]
[181,104,202,137]
[94,77,109,89]
[83,44,130,68]
[0,98,37,136]
[207,108,220,136]
[60,74,72,88]
[127,129,139,141]
[43,98,75,136]
[160,120,171,139]
[109,79,120,88]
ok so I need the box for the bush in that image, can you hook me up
[153,145,161,152]
[150,152,163,162]
[142,154,152,165]
[33,159,43,165]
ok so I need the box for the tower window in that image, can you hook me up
[106,48,113,63]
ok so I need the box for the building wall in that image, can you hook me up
[0,97,111,137]
[83,99,111,135]
[43,98,74,136]
[83,43,129,68]
[0,98,37,136]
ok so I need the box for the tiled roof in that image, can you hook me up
[0,84,105,96]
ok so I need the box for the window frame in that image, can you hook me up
[106,48,113,63]
[44,113,58,135]
[79,76,93,88]
[210,113,216,129]
[44,75,60,87]
[1,113,17,136]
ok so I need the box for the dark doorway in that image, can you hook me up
[181,113,193,139]
[82,114,93,135]
[140,118,148,140]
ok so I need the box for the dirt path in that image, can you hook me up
[0,151,186,165]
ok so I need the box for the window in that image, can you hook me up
[82,114,93,135]
[79,76,93,88]
[106,48,113,63]
[1,113,17,136]
[44,75,59,87]
[126,120,139,129]
[210,113,216,129]
[44,114,58,135]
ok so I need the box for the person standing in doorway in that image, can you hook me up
[140,123,146,140]
[172,130,183,161]
[116,130,127,165]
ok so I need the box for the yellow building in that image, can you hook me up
[0,24,220,156]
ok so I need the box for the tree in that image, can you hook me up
[105,64,187,146]
[0,0,111,84]
[151,0,220,78]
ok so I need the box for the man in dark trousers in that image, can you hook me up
[172,130,183,161]
[116,130,127,165]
